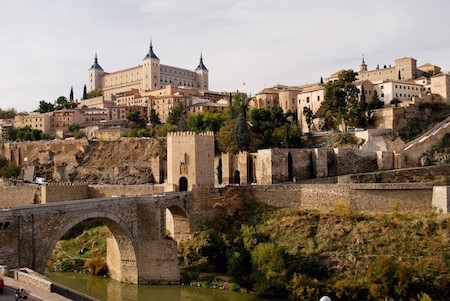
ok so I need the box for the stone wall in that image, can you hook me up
[41,183,89,203]
[333,148,378,175]
[338,165,450,184]
[0,185,39,208]
[88,184,164,198]
[13,269,52,292]
[247,183,433,213]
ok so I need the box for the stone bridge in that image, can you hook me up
[0,192,194,284]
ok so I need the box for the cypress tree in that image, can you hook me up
[82,85,88,100]
[69,86,74,102]
[232,110,250,150]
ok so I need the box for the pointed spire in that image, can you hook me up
[196,52,208,71]
[362,54,365,64]
[144,39,159,59]
[90,52,102,69]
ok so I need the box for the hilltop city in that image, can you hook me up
[0,42,449,301]
[0,41,449,141]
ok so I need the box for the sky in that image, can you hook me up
[1,0,449,112]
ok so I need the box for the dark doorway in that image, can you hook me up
[288,152,293,181]
[179,177,188,191]
[234,170,241,185]
[217,158,223,185]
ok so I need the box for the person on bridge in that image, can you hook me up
[15,287,28,300]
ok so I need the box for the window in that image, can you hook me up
[381,85,384,89]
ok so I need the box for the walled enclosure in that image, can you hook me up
[216,147,380,185]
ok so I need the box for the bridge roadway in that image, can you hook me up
[0,191,190,285]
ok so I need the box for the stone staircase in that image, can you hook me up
[394,115,450,168]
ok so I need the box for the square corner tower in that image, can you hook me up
[166,131,215,192]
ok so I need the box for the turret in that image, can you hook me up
[359,54,367,72]
[195,53,209,90]
[88,53,104,92]
[142,40,160,90]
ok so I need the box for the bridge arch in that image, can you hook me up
[165,205,191,243]
[44,211,138,284]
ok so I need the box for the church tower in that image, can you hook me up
[359,55,368,73]
[88,53,104,92]
[195,53,209,91]
[142,40,160,91]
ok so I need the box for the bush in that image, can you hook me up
[288,273,320,301]
[85,257,107,275]
[250,242,287,297]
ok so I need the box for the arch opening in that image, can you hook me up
[179,176,188,191]
[234,170,241,185]
[45,213,138,284]
[165,205,191,243]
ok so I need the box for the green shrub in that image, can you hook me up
[250,242,287,297]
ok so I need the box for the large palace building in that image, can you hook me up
[88,41,209,98]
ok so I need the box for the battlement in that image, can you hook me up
[167,131,214,137]
[43,182,88,187]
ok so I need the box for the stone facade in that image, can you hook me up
[166,132,214,192]
[217,147,380,185]
[89,43,209,98]
[247,183,433,212]
[40,183,89,203]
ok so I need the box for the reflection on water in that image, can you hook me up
[46,272,285,301]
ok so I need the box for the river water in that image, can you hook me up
[46,272,285,301]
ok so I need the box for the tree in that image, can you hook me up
[82,85,88,100]
[87,89,102,99]
[0,108,17,119]
[166,103,184,126]
[37,100,54,113]
[69,86,74,102]
[318,70,359,130]
[250,243,287,297]
[188,111,226,133]
[126,110,146,129]
[176,115,190,131]
[56,96,68,105]
[148,107,161,127]
[320,76,324,85]
[0,162,20,179]
[303,107,314,132]
[232,110,250,150]
[68,123,80,133]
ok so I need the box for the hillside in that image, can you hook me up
[15,138,166,184]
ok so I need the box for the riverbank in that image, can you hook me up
[46,191,449,300]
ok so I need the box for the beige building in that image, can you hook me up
[88,42,209,98]
[51,109,83,137]
[358,57,422,82]
[430,73,450,101]
[166,131,215,192]
[186,98,228,117]
[373,80,423,104]
[296,84,325,132]
[22,112,52,134]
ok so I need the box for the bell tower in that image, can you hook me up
[195,53,209,91]
[359,54,368,73]
[142,40,160,91]
[88,53,104,92]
